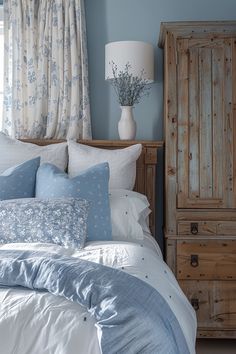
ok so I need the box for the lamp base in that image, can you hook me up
[118,106,136,140]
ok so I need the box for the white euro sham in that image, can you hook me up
[68,141,142,190]
[0,132,67,173]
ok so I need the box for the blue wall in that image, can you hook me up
[84,0,236,249]
[85,0,236,141]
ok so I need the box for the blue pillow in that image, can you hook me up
[0,198,89,249]
[36,162,112,242]
[0,157,40,200]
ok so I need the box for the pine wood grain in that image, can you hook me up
[160,21,236,338]
[180,280,236,329]
[177,240,236,280]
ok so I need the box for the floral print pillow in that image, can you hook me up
[0,198,89,249]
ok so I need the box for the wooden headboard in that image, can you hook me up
[21,139,163,236]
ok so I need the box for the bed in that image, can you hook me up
[0,136,197,354]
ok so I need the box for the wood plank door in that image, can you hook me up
[177,37,236,209]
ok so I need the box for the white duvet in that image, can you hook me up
[0,235,197,354]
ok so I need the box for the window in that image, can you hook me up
[0,5,3,130]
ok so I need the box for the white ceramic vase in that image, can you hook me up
[118,106,136,140]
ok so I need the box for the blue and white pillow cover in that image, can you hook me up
[36,162,112,242]
[0,157,40,200]
[0,198,89,249]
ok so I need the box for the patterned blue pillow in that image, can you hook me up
[0,198,89,249]
[36,162,112,242]
[0,157,40,200]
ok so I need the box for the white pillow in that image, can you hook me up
[0,132,68,173]
[110,189,151,241]
[68,141,142,190]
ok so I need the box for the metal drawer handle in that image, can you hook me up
[190,254,199,267]
[191,223,198,235]
[191,298,199,311]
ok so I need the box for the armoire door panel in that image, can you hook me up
[233,39,236,207]
[199,47,213,200]
[177,39,189,206]
[189,48,200,199]
[224,39,234,209]
[212,47,224,201]
[177,38,235,209]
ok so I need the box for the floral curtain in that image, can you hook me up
[3,0,92,139]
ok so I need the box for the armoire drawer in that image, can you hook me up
[180,280,236,329]
[177,240,236,280]
[178,221,236,236]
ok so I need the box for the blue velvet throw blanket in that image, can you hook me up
[0,250,190,354]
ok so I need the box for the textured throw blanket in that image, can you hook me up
[0,250,190,354]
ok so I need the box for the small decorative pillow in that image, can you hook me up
[109,189,151,241]
[36,162,112,242]
[68,141,142,190]
[0,198,89,249]
[0,132,67,173]
[0,157,40,200]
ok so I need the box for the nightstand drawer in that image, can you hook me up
[177,240,236,280]
[178,222,216,236]
[180,280,236,329]
[178,221,236,236]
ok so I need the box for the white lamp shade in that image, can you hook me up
[105,41,154,83]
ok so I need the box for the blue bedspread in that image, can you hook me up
[0,250,190,354]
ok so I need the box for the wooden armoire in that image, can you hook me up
[159,21,236,338]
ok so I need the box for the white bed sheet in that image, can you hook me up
[0,238,196,354]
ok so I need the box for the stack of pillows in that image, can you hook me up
[0,132,151,249]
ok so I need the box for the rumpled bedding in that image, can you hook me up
[0,238,197,354]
